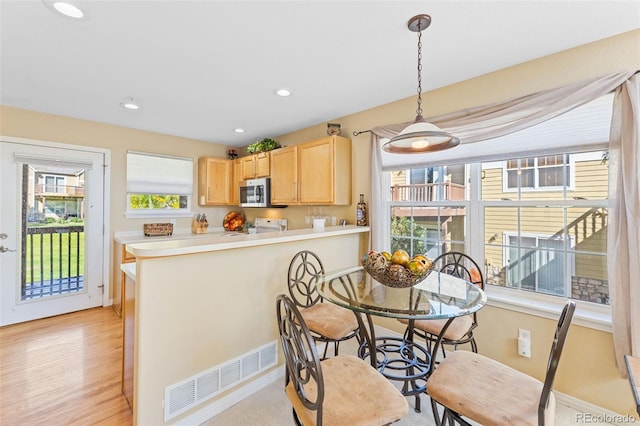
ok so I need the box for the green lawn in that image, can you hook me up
[25,228,84,283]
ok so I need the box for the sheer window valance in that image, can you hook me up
[375,71,634,170]
[369,70,639,376]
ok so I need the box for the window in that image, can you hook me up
[44,175,66,193]
[504,154,572,191]
[381,93,614,328]
[391,148,608,307]
[503,232,574,296]
[484,149,608,305]
[126,151,194,218]
[390,165,468,259]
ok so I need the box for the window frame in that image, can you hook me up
[388,151,611,332]
[502,154,577,193]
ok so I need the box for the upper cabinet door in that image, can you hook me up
[270,146,298,205]
[198,157,233,205]
[268,136,351,206]
[241,153,270,180]
[298,138,335,204]
[299,136,352,205]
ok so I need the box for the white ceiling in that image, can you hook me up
[1,1,639,147]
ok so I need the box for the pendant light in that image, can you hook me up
[383,14,460,154]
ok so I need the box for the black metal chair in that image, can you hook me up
[287,250,359,359]
[399,252,484,357]
[276,294,409,426]
[427,300,576,426]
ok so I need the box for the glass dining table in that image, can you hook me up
[318,265,487,412]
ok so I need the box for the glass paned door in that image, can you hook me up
[0,141,105,325]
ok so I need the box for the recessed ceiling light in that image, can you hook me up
[234,128,246,133]
[120,97,140,110]
[274,89,291,97]
[43,1,87,19]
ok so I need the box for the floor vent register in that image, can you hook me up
[164,340,278,421]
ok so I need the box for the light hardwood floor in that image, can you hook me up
[0,307,132,425]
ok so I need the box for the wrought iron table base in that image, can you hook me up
[358,335,431,412]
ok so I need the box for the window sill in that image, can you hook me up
[124,210,194,219]
[485,285,612,333]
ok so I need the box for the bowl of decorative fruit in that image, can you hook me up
[361,249,433,288]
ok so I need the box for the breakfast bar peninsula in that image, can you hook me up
[121,225,368,425]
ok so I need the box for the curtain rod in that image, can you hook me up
[352,130,372,136]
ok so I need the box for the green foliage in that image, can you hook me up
[247,138,281,154]
[25,231,84,282]
[390,215,426,256]
[129,194,180,209]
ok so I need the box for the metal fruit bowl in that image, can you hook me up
[361,258,433,288]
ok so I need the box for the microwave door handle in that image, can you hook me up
[256,185,263,202]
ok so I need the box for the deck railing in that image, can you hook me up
[34,184,85,196]
[23,226,84,299]
[390,182,465,202]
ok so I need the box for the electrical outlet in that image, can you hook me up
[518,328,531,342]
[518,328,531,358]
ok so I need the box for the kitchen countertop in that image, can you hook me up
[125,225,369,258]
[114,227,228,245]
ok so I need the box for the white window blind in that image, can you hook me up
[126,151,193,195]
[381,93,614,170]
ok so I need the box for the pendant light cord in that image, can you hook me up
[415,19,423,118]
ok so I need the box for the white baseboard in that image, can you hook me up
[554,391,637,425]
[173,365,285,426]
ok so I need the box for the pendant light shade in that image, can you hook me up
[383,14,460,154]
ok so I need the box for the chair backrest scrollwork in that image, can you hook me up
[276,294,324,424]
[288,250,325,308]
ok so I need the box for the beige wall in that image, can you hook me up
[2,28,639,416]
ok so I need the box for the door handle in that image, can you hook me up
[0,246,16,253]
[0,233,7,239]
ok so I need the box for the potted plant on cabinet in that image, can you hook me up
[247,138,281,154]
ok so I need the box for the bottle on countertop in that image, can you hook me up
[356,194,367,226]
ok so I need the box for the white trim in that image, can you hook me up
[124,209,194,219]
[554,392,637,425]
[0,135,112,309]
[486,285,611,332]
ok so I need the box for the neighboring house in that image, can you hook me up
[27,165,85,223]
[390,150,608,305]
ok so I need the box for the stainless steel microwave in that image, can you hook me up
[239,177,272,208]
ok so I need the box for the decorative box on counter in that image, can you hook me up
[143,223,174,237]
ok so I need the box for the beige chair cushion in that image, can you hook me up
[286,355,409,426]
[427,350,555,426]
[398,315,474,341]
[301,302,359,340]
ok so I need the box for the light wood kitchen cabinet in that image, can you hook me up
[122,264,135,409]
[112,242,135,317]
[240,152,270,180]
[229,158,242,205]
[270,135,351,205]
[270,146,298,204]
[198,157,237,205]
